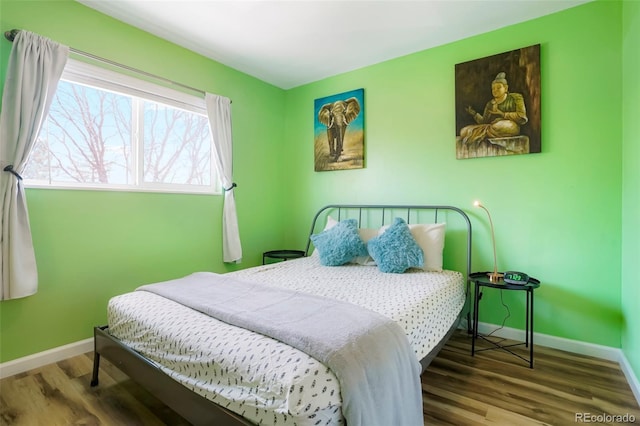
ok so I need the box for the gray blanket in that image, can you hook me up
[137,272,423,426]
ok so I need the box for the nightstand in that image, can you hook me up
[262,249,306,265]
[470,271,540,368]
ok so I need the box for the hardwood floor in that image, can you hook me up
[423,332,640,425]
[1,330,638,425]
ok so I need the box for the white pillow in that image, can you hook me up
[408,223,446,271]
[352,227,379,266]
[325,215,339,229]
[378,222,446,271]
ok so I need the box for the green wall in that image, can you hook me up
[622,0,640,382]
[1,0,637,387]
[0,0,287,362]
[282,0,627,351]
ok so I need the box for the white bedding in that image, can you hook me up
[108,256,465,426]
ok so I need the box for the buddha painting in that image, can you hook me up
[455,45,541,159]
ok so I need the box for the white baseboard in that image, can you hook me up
[474,321,640,406]
[620,354,640,405]
[0,338,93,380]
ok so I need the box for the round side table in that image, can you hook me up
[262,249,305,265]
[470,271,540,368]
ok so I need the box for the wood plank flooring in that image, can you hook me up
[1,330,638,425]
[423,332,640,425]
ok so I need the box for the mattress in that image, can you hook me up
[108,256,465,426]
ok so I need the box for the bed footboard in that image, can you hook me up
[91,326,253,426]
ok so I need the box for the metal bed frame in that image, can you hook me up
[91,204,472,426]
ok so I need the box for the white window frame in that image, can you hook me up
[24,59,221,195]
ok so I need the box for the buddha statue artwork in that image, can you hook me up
[455,45,541,159]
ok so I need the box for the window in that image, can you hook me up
[23,59,220,194]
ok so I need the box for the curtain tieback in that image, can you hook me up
[3,165,23,180]
[223,182,237,192]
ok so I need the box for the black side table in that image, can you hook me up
[470,271,540,368]
[262,249,305,265]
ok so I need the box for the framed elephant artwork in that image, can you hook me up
[314,88,364,171]
[455,44,541,159]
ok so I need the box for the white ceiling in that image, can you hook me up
[77,0,590,89]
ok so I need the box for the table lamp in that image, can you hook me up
[474,200,503,282]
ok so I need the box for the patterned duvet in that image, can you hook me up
[108,256,465,426]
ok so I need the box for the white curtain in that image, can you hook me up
[205,93,242,263]
[0,31,68,300]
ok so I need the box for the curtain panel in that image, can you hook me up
[0,31,68,300]
[205,93,242,263]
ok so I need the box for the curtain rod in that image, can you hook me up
[4,29,218,99]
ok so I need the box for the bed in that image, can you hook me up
[91,204,472,426]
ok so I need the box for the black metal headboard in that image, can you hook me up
[305,204,472,282]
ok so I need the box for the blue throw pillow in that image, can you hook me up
[367,217,424,273]
[310,218,368,266]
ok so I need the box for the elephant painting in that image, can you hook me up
[318,97,361,162]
